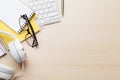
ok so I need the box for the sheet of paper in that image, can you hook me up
[0,0,34,33]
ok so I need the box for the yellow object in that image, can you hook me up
[0,15,40,44]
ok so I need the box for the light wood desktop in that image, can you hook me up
[0,0,120,80]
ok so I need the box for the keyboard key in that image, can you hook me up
[52,3,57,10]
[38,5,42,10]
[49,7,54,12]
[43,14,48,18]
[44,9,49,13]
[39,10,44,14]
[44,0,48,3]
[42,4,47,9]
[49,0,55,2]
[47,3,51,7]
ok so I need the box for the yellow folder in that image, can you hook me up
[0,15,40,44]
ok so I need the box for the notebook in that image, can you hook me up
[0,15,40,43]
[0,0,34,33]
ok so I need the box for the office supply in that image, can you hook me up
[0,30,26,80]
[0,0,34,33]
[20,14,39,47]
[20,0,61,27]
[0,15,40,43]
[0,39,7,57]
[61,0,64,17]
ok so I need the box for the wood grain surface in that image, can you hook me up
[0,0,120,80]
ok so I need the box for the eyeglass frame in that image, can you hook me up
[19,14,39,47]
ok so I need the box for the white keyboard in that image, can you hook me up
[0,39,7,57]
[20,0,61,26]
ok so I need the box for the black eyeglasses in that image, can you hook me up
[19,14,38,47]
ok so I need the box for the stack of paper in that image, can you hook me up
[0,0,34,33]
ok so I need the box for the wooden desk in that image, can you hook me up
[1,0,120,80]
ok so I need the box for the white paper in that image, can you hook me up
[0,0,34,33]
